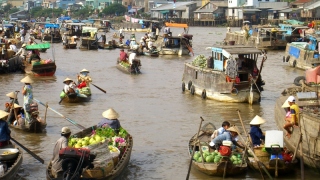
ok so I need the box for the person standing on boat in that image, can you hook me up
[283,96,299,138]
[119,49,128,62]
[98,108,121,134]
[28,50,41,64]
[5,91,19,109]
[62,33,68,45]
[16,44,27,61]
[8,41,17,53]
[77,69,92,88]
[211,121,230,140]
[0,110,13,148]
[249,115,266,147]
[20,28,26,42]
[51,127,71,178]
[21,76,34,122]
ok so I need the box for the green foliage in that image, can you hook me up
[73,6,91,18]
[8,8,19,14]
[3,4,13,13]
[30,7,64,18]
[102,3,126,16]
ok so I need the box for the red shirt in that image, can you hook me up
[119,51,128,61]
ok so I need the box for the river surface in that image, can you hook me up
[0,27,318,180]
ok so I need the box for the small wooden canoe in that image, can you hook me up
[143,50,159,57]
[9,119,46,133]
[116,59,141,74]
[0,145,23,180]
[188,122,247,177]
[23,60,56,76]
[63,42,77,49]
[60,93,91,103]
[46,126,133,180]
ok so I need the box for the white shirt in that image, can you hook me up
[9,44,18,52]
[16,47,27,56]
[148,41,153,49]
[64,83,76,93]
[129,53,136,64]
[119,29,123,34]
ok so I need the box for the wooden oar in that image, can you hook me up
[91,83,106,94]
[186,117,204,180]
[33,98,86,130]
[11,137,44,164]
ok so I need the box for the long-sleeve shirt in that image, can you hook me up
[250,126,265,146]
[0,120,11,142]
[97,118,121,133]
[51,136,68,173]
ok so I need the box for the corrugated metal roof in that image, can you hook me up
[151,2,196,11]
[279,8,302,13]
[194,8,219,13]
[259,2,288,9]
[304,1,320,9]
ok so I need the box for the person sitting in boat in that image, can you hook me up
[0,110,12,148]
[27,111,46,126]
[283,96,299,138]
[237,54,245,70]
[148,38,156,52]
[51,127,71,178]
[8,40,18,53]
[119,49,128,62]
[11,103,25,126]
[249,115,266,147]
[209,126,244,151]
[98,108,121,134]
[16,44,28,61]
[130,38,139,50]
[28,37,36,45]
[62,33,68,45]
[63,78,77,95]
[164,25,171,37]
[211,121,230,140]
[28,50,41,64]
[5,91,19,111]
[282,99,291,122]
[77,69,92,88]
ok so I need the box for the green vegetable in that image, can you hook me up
[118,127,128,138]
[95,127,115,138]
[193,151,200,160]
[206,155,214,163]
[192,55,207,68]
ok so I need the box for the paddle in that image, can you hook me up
[91,83,107,94]
[33,98,86,130]
[11,137,44,164]
[186,116,204,180]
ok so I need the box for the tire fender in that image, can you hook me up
[190,85,195,95]
[286,56,290,62]
[231,88,238,96]
[201,89,206,99]
[182,82,185,92]
[188,81,192,90]
[293,76,306,86]
[292,60,297,68]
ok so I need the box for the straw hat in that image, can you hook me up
[0,110,9,119]
[281,100,290,108]
[13,103,21,109]
[102,108,119,119]
[61,127,71,135]
[250,115,266,125]
[20,76,34,84]
[63,78,73,83]
[227,126,239,134]
[22,43,26,48]
[80,69,89,73]
[287,96,295,103]
[6,92,16,99]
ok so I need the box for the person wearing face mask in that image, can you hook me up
[77,69,92,88]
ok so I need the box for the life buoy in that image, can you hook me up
[188,81,192,90]
[231,88,238,95]
[293,76,306,86]
[201,89,206,99]
[293,60,297,68]
[286,56,290,62]
[190,85,195,95]
[182,82,185,92]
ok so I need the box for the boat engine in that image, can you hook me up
[59,147,95,180]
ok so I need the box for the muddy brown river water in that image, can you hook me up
[0,27,318,179]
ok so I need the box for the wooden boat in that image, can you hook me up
[41,23,62,43]
[0,145,23,180]
[79,27,98,50]
[46,125,133,180]
[60,87,92,103]
[116,58,141,74]
[274,95,320,170]
[143,49,159,57]
[188,122,247,176]
[157,35,193,55]
[121,27,151,32]
[182,45,265,104]
[98,40,116,50]
[283,35,320,70]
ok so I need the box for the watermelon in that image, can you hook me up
[193,152,200,160]
[206,155,214,163]
[197,156,204,163]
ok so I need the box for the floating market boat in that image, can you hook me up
[189,122,247,176]
[274,94,320,170]
[143,49,159,57]
[116,58,141,74]
[182,45,266,104]
[79,27,99,50]
[60,87,92,103]
[283,35,320,70]
[0,146,23,180]
[41,24,62,43]
[46,125,133,180]
[23,43,56,76]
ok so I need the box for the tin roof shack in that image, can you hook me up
[193,1,227,20]
[301,0,320,19]
[150,2,197,19]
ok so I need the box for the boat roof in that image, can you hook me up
[82,26,98,33]
[165,22,188,28]
[3,24,14,27]
[45,24,59,28]
[67,23,85,26]
[212,45,261,54]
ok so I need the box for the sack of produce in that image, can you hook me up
[192,55,207,68]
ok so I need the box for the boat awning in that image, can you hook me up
[160,10,169,14]
[3,24,13,27]
[165,22,188,28]
[45,24,60,28]
[26,43,51,50]
[212,45,262,55]
[67,23,85,26]
[82,27,98,33]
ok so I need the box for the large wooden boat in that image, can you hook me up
[79,27,98,50]
[0,146,23,180]
[189,122,247,176]
[157,35,193,56]
[46,125,133,180]
[182,45,265,104]
[283,35,320,70]
[63,42,77,49]
[116,58,141,74]
[274,95,320,170]
[41,23,62,43]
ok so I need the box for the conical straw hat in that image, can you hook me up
[63,78,73,83]
[250,115,266,125]
[227,126,239,134]
[102,108,119,119]
[6,92,16,99]
[80,69,89,73]
[13,103,21,109]
[0,110,9,119]
[20,76,34,84]
[281,100,290,108]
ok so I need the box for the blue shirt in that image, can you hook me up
[97,118,121,131]
[0,120,11,142]
[250,126,265,146]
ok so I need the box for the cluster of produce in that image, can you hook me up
[120,61,130,68]
[192,55,207,68]
[230,154,243,165]
[193,150,222,163]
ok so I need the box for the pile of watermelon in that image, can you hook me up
[230,154,243,165]
[193,150,222,163]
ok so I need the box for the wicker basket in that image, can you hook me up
[253,147,270,162]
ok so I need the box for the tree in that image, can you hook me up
[3,4,13,13]
[30,7,43,17]
[8,8,19,14]
[73,6,91,18]
[102,3,126,16]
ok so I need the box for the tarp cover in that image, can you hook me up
[45,24,60,28]
[82,27,98,33]
[26,43,50,50]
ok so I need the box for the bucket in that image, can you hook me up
[229,41,235,45]
[219,146,231,156]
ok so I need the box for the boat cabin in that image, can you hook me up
[16,20,30,30]
[81,27,98,38]
[65,23,86,37]
[0,24,15,38]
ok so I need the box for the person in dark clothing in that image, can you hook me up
[97,108,121,134]
[249,115,266,147]
[28,50,40,64]
[0,110,12,148]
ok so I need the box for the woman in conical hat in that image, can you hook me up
[21,76,34,122]
[77,69,92,88]
[5,91,19,107]
[0,110,12,148]
[282,100,291,122]
[97,108,121,134]
[249,115,266,147]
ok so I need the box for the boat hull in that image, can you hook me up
[158,48,190,55]
[61,94,91,103]
[122,28,150,32]
[9,120,46,133]
[79,38,98,50]
[116,59,141,74]
[63,43,77,49]
[23,61,57,76]
[1,145,23,180]
[274,96,320,170]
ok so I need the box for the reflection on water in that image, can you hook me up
[0,27,317,179]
